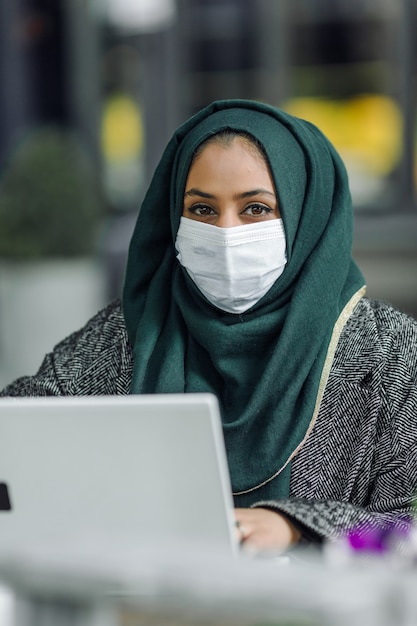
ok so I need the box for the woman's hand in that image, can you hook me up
[234,507,301,553]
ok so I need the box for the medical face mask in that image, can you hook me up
[175,217,287,314]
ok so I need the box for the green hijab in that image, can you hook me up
[123,99,365,505]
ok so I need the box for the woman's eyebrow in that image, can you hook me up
[184,188,275,199]
[238,189,276,199]
[184,188,215,199]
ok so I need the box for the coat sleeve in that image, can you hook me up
[253,302,417,546]
[0,300,132,397]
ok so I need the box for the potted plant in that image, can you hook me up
[0,126,106,386]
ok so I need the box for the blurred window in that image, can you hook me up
[282,0,412,212]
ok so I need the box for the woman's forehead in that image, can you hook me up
[185,138,276,194]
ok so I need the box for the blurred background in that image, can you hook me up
[0,0,416,388]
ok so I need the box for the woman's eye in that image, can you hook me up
[243,204,273,217]
[188,204,215,216]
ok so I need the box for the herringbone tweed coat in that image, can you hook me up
[2,296,417,544]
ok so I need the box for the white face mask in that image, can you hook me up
[175,217,287,314]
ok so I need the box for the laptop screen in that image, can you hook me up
[0,394,238,554]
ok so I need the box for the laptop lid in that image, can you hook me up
[0,394,238,554]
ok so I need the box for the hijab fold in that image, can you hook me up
[123,100,365,503]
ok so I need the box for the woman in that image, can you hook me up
[1,100,417,553]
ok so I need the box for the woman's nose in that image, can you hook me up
[215,210,241,228]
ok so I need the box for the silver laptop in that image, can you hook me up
[0,394,238,555]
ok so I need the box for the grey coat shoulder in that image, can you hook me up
[333,297,417,380]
